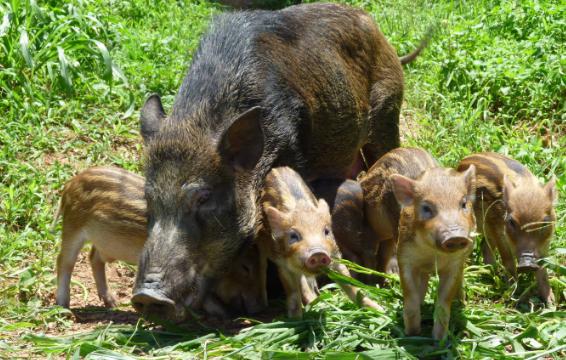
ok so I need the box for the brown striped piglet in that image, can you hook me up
[359,147,441,278]
[360,148,476,340]
[257,166,382,318]
[392,160,476,340]
[54,166,264,317]
[458,152,557,304]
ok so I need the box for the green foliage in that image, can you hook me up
[0,0,564,358]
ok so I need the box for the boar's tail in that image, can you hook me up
[50,198,63,233]
[399,26,434,66]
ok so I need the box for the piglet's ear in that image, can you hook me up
[390,174,416,207]
[140,94,166,143]
[264,206,289,238]
[218,106,264,172]
[462,164,477,202]
[544,178,557,204]
[317,198,330,216]
[502,175,516,206]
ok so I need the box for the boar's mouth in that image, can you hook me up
[132,288,186,321]
[517,252,540,272]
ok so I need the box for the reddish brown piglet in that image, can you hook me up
[257,167,381,318]
[457,152,557,304]
[391,164,477,340]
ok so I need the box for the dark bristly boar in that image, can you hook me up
[54,167,264,317]
[390,163,477,340]
[360,148,440,276]
[457,152,557,304]
[257,167,382,317]
[134,2,425,319]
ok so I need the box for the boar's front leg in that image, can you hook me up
[536,267,555,305]
[433,266,464,340]
[331,261,383,311]
[278,267,303,318]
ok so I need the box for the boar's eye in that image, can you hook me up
[196,189,211,206]
[182,184,211,209]
[324,226,331,237]
[288,230,301,245]
[419,203,435,220]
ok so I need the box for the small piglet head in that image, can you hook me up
[391,166,477,253]
[215,244,266,314]
[265,198,336,275]
[502,176,557,272]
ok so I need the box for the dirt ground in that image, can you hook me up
[41,250,140,335]
[40,250,284,338]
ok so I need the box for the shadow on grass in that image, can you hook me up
[72,306,140,325]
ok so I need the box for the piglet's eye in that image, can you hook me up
[461,197,467,209]
[324,227,331,236]
[420,203,434,219]
[288,230,301,245]
[506,216,517,230]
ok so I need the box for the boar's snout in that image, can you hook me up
[131,288,178,320]
[305,249,331,272]
[517,252,540,272]
[437,227,472,252]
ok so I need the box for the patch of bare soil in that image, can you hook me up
[43,250,140,336]
[42,251,286,338]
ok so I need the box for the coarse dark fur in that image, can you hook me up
[135,3,411,318]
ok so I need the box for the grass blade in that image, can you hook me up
[19,29,33,67]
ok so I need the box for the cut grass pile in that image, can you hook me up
[0,0,564,358]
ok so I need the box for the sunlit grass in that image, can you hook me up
[0,0,564,358]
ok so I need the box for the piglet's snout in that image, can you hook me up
[437,226,472,252]
[305,248,331,271]
[517,251,539,273]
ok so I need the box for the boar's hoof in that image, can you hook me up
[132,289,177,319]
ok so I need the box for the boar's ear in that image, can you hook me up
[264,206,289,237]
[502,175,516,206]
[141,94,166,143]
[390,174,416,207]
[462,164,477,202]
[219,106,264,172]
[543,177,557,204]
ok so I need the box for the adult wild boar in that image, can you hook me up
[133,3,420,319]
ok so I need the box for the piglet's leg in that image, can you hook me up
[89,247,117,308]
[278,267,303,318]
[536,267,555,305]
[400,265,424,336]
[433,267,463,341]
[331,262,383,311]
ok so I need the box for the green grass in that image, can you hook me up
[1,0,564,358]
